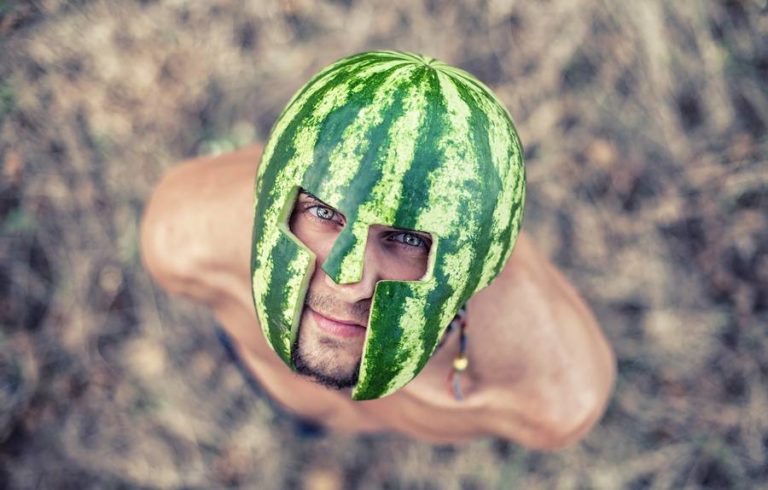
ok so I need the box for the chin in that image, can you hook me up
[292,325,361,390]
[292,347,361,390]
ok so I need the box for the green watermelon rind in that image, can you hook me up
[251,50,525,400]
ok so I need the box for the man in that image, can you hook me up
[140,51,615,449]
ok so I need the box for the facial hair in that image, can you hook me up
[291,291,369,390]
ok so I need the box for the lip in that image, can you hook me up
[309,308,366,339]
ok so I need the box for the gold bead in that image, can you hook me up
[453,356,468,372]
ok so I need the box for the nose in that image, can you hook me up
[323,228,383,303]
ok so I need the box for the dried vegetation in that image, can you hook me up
[1,0,767,488]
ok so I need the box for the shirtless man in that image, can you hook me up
[140,52,615,450]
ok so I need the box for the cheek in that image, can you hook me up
[379,249,430,281]
[305,232,334,266]
[399,260,429,281]
[289,215,334,265]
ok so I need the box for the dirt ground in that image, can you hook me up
[1,0,766,488]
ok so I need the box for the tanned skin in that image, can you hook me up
[140,145,615,450]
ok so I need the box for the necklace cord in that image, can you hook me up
[446,305,468,400]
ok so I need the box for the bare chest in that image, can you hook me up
[226,322,486,443]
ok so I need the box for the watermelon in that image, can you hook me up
[251,51,525,400]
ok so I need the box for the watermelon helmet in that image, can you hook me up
[251,51,525,400]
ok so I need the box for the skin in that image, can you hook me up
[140,145,616,449]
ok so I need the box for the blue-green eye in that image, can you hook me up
[311,205,336,220]
[390,232,428,249]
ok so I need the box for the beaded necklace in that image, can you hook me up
[436,304,469,400]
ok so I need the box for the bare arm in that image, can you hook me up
[140,144,285,358]
[467,234,616,449]
[140,145,262,306]
[140,146,615,449]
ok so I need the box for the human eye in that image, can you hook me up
[306,204,344,226]
[388,231,430,252]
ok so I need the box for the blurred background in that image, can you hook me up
[1,0,766,488]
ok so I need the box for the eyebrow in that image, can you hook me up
[298,190,342,215]
[299,189,323,202]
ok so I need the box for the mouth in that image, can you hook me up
[308,308,366,339]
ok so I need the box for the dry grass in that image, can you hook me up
[1,0,767,488]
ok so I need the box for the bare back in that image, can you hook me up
[140,145,615,449]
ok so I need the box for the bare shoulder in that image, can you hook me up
[140,145,262,305]
[466,233,616,449]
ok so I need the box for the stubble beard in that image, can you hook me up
[290,291,368,390]
[291,333,361,390]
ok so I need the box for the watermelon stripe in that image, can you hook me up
[253,69,361,354]
[256,68,349,186]
[439,65,501,108]
[354,68,448,396]
[347,68,433,387]
[478,109,521,288]
[415,71,489,361]
[448,78,501,297]
[317,67,421,284]
[337,67,430,282]
[262,228,312,362]
[491,156,526,279]
[357,281,433,395]
[315,65,417,207]
[360,70,489,395]
[415,71,480,240]
[391,68,444,230]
